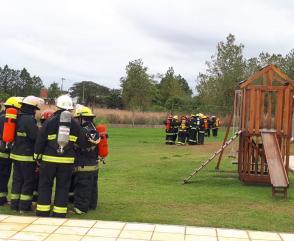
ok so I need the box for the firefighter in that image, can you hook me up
[35,95,85,218]
[207,116,212,137]
[185,114,191,143]
[72,105,100,214]
[203,115,209,137]
[195,113,205,145]
[211,116,220,137]
[188,114,197,145]
[10,96,43,212]
[0,97,23,206]
[177,116,188,145]
[164,114,173,144]
[32,109,55,203]
[171,115,179,144]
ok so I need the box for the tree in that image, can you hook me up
[48,82,62,103]
[105,89,123,109]
[121,59,156,112]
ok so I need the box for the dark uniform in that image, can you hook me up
[196,115,205,145]
[211,116,219,137]
[207,117,212,137]
[164,116,174,144]
[171,117,179,144]
[10,106,38,211]
[177,117,188,145]
[188,115,197,145]
[34,110,84,218]
[0,111,12,205]
[73,121,99,213]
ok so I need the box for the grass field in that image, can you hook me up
[1,127,294,232]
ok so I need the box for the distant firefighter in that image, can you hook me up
[211,116,220,137]
[188,114,197,145]
[164,114,174,145]
[177,116,188,145]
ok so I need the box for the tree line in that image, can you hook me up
[1,33,294,114]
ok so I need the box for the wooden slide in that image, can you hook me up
[261,131,289,198]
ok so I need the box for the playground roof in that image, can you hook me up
[239,64,294,89]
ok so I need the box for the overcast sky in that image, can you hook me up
[0,0,293,91]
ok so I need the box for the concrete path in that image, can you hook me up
[0,214,293,241]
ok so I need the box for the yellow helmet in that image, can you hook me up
[4,97,23,109]
[173,115,178,120]
[74,104,95,117]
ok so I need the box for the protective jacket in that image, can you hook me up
[0,112,10,158]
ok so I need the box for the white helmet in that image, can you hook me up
[56,95,74,110]
[21,96,44,110]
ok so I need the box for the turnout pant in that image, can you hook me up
[206,128,211,137]
[68,173,76,203]
[36,162,73,218]
[165,130,174,145]
[197,130,205,145]
[0,157,12,205]
[11,161,36,211]
[74,169,98,213]
[177,131,187,145]
[188,128,197,145]
[212,128,218,137]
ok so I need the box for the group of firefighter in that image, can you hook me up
[164,113,220,145]
[0,95,108,218]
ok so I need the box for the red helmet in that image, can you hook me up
[41,109,54,120]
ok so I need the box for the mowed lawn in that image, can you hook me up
[1,127,294,232]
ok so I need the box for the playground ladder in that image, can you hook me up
[183,130,242,184]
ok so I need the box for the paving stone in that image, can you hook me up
[124,222,155,231]
[0,230,17,239]
[54,226,90,236]
[186,227,216,236]
[155,224,185,234]
[280,233,294,241]
[23,224,59,233]
[0,222,27,231]
[63,219,96,228]
[119,230,153,240]
[0,215,8,221]
[10,231,49,241]
[185,234,217,241]
[217,228,248,238]
[3,216,38,224]
[81,237,116,241]
[117,239,150,241]
[93,220,125,229]
[86,227,121,237]
[218,237,250,241]
[152,232,184,241]
[33,217,66,226]
[248,231,281,240]
[45,233,83,241]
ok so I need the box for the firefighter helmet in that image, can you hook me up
[4,97,23,109]
[21,96,44,110]
[173,115,178,120]
[41,109,54,120]
[56,95,74,110]
[74,104,95,117]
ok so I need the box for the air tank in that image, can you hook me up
[57,110,72,154]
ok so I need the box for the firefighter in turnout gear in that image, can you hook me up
[195,114,205,145]
[164,114,173,144]
[203,115,209,137]
[211,116,220,137]
[0,97,23,206]
[171,115,179,144]
[177,116,188,145]
[35,95,85,218]
[72,105,100,214]
[10,96,43,212]
[188,114,197,145]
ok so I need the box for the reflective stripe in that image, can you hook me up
[33,191,38,196]
[37,204,51,212]
[0,192,7,198]
[0,152,9,158]
[10,154,34,162]
[11,193,20,200]
[47,134,56,140]
[42,155,74,164]
[53,206,67,214]
[69,135,77,142]
[68,192,74,196]
[20,194,32,201]
[75,165,99,172]
[16,132,27,137]
[5,113,17,119]
[34,153,42,160]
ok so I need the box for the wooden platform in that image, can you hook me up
[261,131,289,197]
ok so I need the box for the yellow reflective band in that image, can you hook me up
[47,134,57,140]
[20,194,32,201]
[75,165,99,172]
[42,155,74,164]
[69,135,77,142]
[0,192,7,198]
[37,204,51,212]
[16,132,27,137]
[0,152,9,158]
[11,193,20,200]
[5,113,17,119]
[53,206,67,214]
[10,154,34,162]
[34,153,42,160]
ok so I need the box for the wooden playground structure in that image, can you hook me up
[184,65,294,198]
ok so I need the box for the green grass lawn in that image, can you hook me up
[1,127,294,232]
